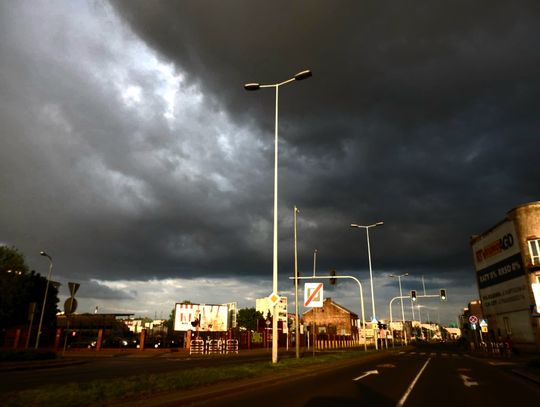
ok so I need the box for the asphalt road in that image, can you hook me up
[188,349,540,407]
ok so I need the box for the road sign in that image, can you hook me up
[68,282,80,297]
[64,298,78,314]
[268,292,280,307]
[469,315,478,324]
[304,283,323,307]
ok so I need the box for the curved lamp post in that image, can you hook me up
[389,272,409,345]
[244,69,312,364]
[351,221,383,349]
[35,251,53,349]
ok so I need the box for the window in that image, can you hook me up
[528,239,540,265]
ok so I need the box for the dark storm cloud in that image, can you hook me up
[1,0,538,321]
[110,0,540,278]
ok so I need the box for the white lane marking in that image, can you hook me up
[376,363,396,368]
[353,370,379,381]
[396,358,431,407]
[420,352,426,355]
[410,352,416,355]
[429,353,436,357]
[441,353,448,357]
[460,374,479,387]
[399,352,405,355]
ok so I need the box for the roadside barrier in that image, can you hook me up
[207,339,221,354]
[189,339,205,355]
[226,339,239,354]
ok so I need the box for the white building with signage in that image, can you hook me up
[471,201,540,351]
[173,303,236,332]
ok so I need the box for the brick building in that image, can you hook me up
[302,298,358,336]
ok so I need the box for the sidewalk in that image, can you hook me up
[467,350,540,385]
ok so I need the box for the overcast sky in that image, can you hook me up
[1,1,538,324]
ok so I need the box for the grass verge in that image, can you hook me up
[4,350,375,407]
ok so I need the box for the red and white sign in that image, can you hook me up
[304,283,324,307]
[469,315,478,324]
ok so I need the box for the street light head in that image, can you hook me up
[376,221,384,226]
[294,70,312,81]
[244,83,261,91]
[40,251,52,261]
[350,224,359,228]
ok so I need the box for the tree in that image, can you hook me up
[236,307,264,331]
[0,246,59,331]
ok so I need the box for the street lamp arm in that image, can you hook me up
[244,70,312,90]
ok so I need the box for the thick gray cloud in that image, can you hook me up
[1,1,538,321]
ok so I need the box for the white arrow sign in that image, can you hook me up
[353,370,379,381]
[460,374,479,387]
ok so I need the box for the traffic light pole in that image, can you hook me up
[391,293,446,344]
[289,275,367,351]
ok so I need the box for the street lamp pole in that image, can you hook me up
[351,222,383,350]
[389,273,409,346]
[35,251,53,349]
[313,249,318,277]
[293,206,300,359]
[245,69,312,364]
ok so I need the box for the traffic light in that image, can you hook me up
[411,290,417,301]
[440,289,447,301]
[329,270,337,285]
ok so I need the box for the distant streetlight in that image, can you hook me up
[389,273,409,345]
[244,69,312,364]
[351,222,383,349]
[35,251,53,349]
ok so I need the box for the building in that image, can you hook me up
[302,298,358,336]
[470,201,540,351]
[255,296,288,323]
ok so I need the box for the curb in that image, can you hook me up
[0,358,87,372]
[511,368,540,385]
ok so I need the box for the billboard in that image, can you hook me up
[472,220,528,316]
[173,303,230,332]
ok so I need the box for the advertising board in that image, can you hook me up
[173,303,230,332]
[472,220,528,316]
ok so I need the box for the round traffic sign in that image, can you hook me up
[64,298,78,314]
[469,315,478,324]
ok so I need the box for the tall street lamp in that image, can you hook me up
[245,69,312,364]
[35,251,53,349]
[389,272,409,345]
[293,206,300,359]
[351,222,383,350]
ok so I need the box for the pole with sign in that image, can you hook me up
[305,283,323,356]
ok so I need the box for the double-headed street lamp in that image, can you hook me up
[389,272,409,345]
[350,222,383,322]
[245,69,312,364]
[35,251,53,349]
